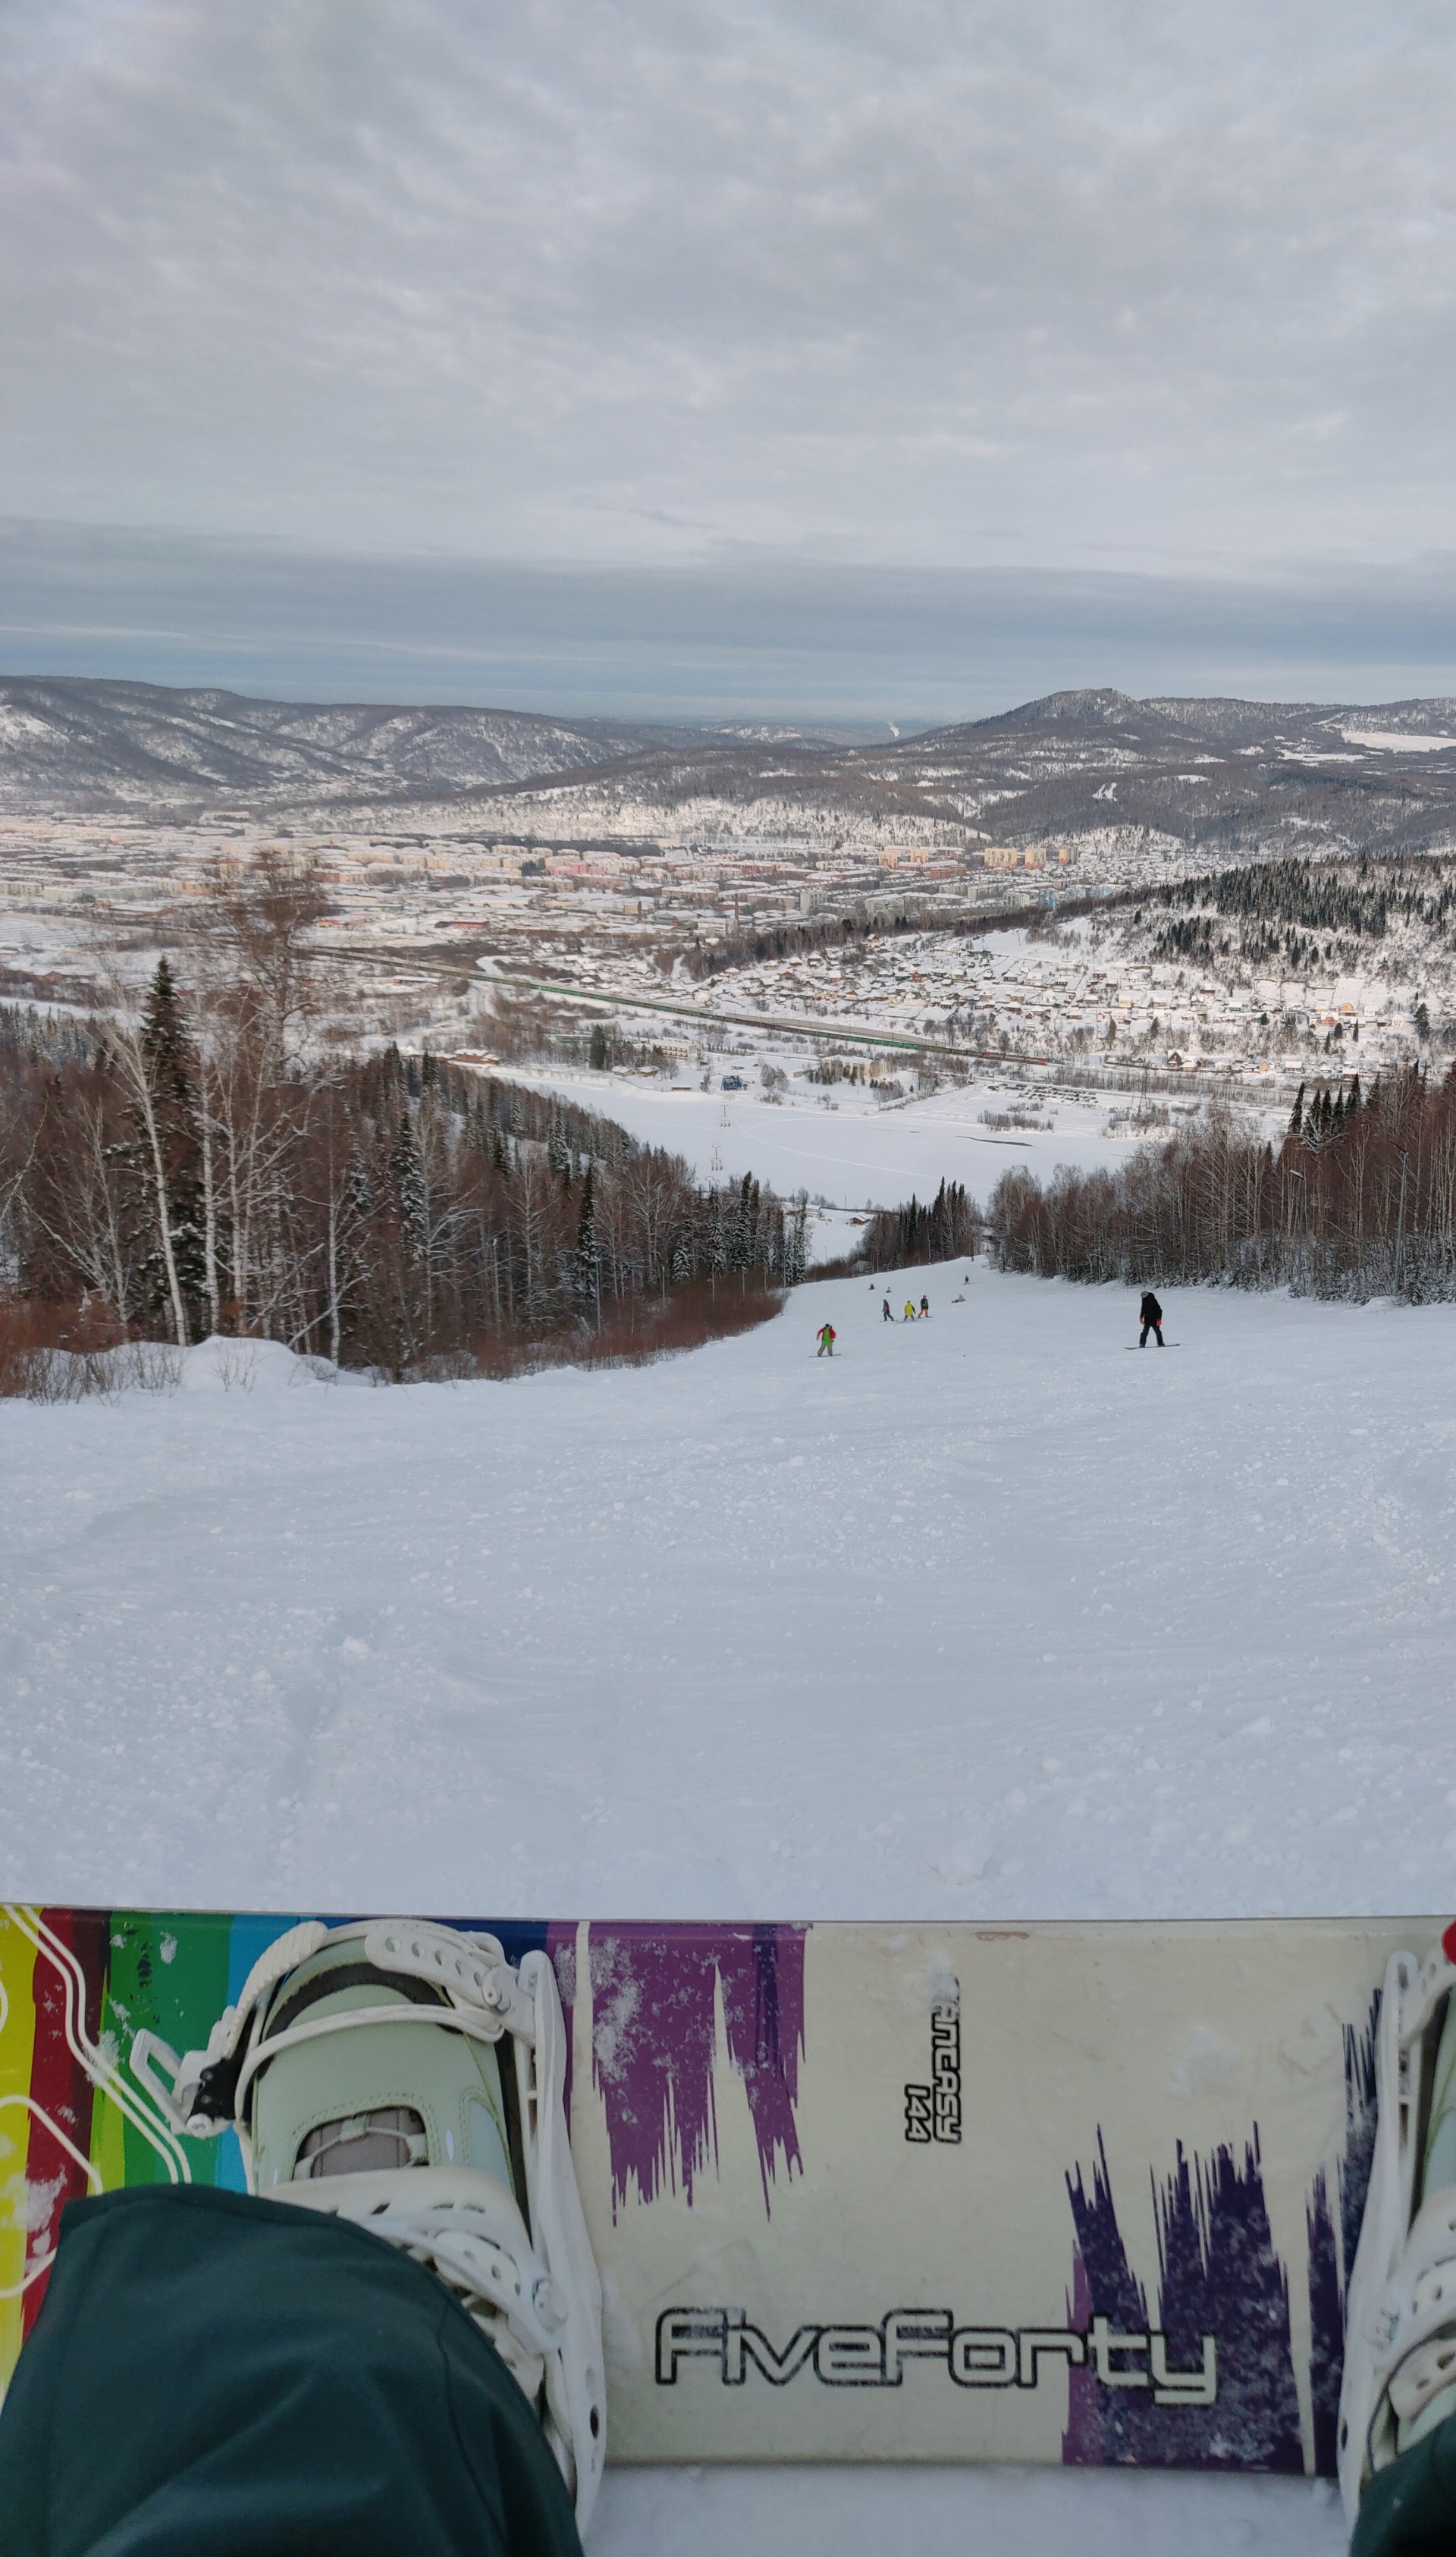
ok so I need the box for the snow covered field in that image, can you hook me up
[6,1269,1449,2553]
[490,1056,1152,1216]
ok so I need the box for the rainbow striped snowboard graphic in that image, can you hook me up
[0,1905,1426,2471]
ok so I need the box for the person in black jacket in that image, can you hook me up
[1139,1290,1164,1348]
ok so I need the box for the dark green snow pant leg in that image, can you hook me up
[1351,2415,1456,2557]
[0,2183,584,2557]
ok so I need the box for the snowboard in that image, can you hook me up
[0,1903,1426,2477]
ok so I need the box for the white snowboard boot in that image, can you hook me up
[1339,1922,1456,2527]
[130,1919,605,2530]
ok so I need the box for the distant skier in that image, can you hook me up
[903,1300,917,1322]
[817,1322,836,1357]
[1139,1290,1164,1348]
[881,1296,893,1322]
[919,1294,930,1319]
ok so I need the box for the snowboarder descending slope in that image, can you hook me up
[1340,1919,1456,2555]
[817,1322,836,1357]
[0,1919,603,2556]
[1139,1290,1164,1348]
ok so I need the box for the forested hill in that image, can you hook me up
[8,676,1456,858]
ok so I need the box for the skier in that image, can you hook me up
[817,1321,836,1356]
[881,1296,893,1322]
[903,1299,917,1322]
[0,1919,601,2557]
[1340,1919,1456,2555]
[1138,1289,1164,1348]
[919,1294,930,1319]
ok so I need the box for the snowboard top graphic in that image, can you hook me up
[0,1904,1425,2474]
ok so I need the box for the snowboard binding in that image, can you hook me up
[130,1919,605,2530]
[1339,1919,1456,2527]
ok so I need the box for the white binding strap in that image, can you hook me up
[519,1947,606,2527]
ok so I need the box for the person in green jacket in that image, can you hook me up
[0,1921,600,2557]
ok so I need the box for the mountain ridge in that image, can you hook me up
[7,675,1456,859]
[0,677,884,815]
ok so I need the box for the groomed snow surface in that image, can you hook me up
[7,1273,1451,2553]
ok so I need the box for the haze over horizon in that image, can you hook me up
[12,525,1456,724]
[6,2,1456,713]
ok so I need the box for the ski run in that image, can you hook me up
[7,1266,1453,2555]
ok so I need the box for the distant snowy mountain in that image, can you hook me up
[460,686,1456,861]
[852,689,1456,857]
[8,673,1456,859]
[0,678,874,814]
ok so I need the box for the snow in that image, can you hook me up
[175,1335,349,1392]
[488,1061,1145,1209]
[9,1268,1450,2554]
[595,2461,1346,2557]
[1341,728,1456,753]
[7,1271,1452,1924]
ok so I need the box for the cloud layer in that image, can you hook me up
[5,1,1456,576]
[8,519,1456,719]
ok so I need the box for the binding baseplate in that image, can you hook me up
[131,1918,605,2529]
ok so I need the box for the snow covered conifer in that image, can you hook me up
[136,958,207,1338]
[389,1112,428,1257]
[140,960,191,1105]
[575,1167,601,1317]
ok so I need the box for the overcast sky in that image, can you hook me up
[5,2,1456,707]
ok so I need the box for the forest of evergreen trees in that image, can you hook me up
[1145,855,1456,974]
[856,1179,981,1273]
[0,864,809,1381]
[988,1068,1456,1300]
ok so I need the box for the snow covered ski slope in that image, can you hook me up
[2,1271,1453,1925]
[5,1271,1454,2554]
